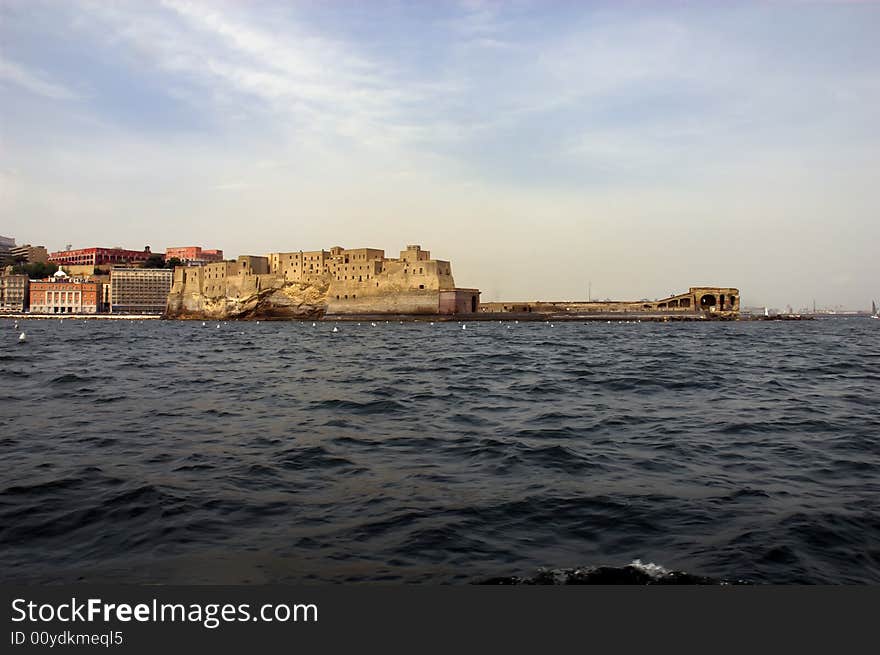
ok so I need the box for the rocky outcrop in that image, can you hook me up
[166,278,329,320]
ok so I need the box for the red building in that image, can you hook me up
[29,271,102,314]
[49,246,156,267]
[165,246,224,265]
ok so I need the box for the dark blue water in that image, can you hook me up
[1,318,878,584]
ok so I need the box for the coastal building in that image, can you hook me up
[110,268,173,314]
[0,273,29,312]
[266,244,480,314]
[269,249,336,284]
[168,244,481,317]
[29,270,101,314]
[323,244,478,315]
[49,246,157,268]
[9,244,49,264]
[0,236,14,261]
[165,246,224,265]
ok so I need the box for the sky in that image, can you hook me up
[1,0,878,308]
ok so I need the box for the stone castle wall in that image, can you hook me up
[166,245,475,319]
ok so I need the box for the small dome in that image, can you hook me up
[53,269,69,278]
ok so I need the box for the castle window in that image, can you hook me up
[419,284,425,289]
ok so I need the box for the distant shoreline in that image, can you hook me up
[2,312,824,322]
[0,314,162,320]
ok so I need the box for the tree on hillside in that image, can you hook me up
[143,254,167,268]
[13,261,58,278]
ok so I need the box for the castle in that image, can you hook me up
[166,244,480,319]
[166,242,740,320]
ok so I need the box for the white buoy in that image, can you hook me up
[256,321,260,325]
[312,322,316,327]
[19,331,26,343]
[332,326,339,333]
[430,322,434,326]
[202,322,206,327]
[462,324,466,330]
[216,324,220,329]
[550,324,555,328]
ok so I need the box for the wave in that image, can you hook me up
[479,560,749,585]
[309,398,409,415]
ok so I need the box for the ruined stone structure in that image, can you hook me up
[480,287,740,318]
[166,245,480,319]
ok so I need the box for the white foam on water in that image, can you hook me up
[629,559,669,577]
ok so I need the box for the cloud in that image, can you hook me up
[211,182,253,191]
[0,56,79,100]
[1,0,878,308]
[72,0,425,151]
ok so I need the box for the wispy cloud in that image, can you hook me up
[73,0,425,150]
[211,182,253,191]
[0,56,79,100]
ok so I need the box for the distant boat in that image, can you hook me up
[18,332,26,343]
[873,300,879,319]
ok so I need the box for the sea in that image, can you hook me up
[1,317,878,584]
